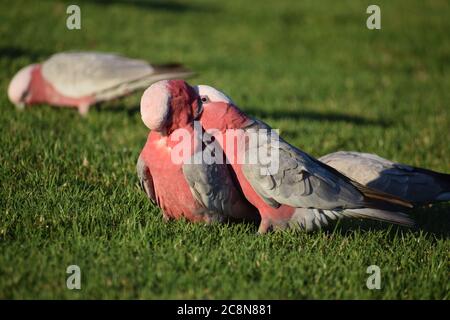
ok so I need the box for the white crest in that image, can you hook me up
[194,85,234,104]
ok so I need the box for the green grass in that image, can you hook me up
[0,0,449,299]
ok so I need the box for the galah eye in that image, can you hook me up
[200,95,210,103]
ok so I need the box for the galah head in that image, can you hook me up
[191,84,249,130]
[7,64,37,110]
[140,80,201,133]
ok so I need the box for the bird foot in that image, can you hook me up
[78,104,90,117]
[257,219,271,234]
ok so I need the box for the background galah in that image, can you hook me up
[189,82,415,233]
[7,52,194,115]
[137,80,259,224]
[319,151,450,204]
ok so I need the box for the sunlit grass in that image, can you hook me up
[0,0,448,299]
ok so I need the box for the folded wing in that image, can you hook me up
[42,52,193,101]
[241,120,412,212]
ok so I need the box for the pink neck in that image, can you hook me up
[202,103,253,132]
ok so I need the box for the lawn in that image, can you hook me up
[0,0,449,299]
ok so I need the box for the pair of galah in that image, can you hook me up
[136,80,449,232]
[7,52,194,115]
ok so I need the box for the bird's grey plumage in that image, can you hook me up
[136,155,156,204]
[319,151,450,204]
[236,120,414,229]
[42,52,193,102]
[241,120,411,211]
[182,134,259,223]
[291,208,344,231]
[289,207,414,231]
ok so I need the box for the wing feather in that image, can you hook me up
[136,154,156,204]
[182,134,258,222]
[42,52,193,101]
[241,121,412,211]
[320,151,449,204]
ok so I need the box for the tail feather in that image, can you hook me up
[409,166,450,202]
[311,155,414,210]
[436,192,450,201]
[350,180,414,210]
[289,207,415,232]
[345,208,415,227]
[436,171,450,185]
[433,171,450,193]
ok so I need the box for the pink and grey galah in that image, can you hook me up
[139,80,415,233]
[137,80,259,224]
[7,51,194,116]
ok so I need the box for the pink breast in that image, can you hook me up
[142,131,204,222]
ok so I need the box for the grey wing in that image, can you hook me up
[289,207,414,231]
[241,121,368,210]
[93,63,194,102]
[42,52,193,101]
[42,52,154,98]
[182,136,258,222]
[136,154,156,204]
[319,151,388,185]
[319,151,449,203]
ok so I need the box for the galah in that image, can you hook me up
[137,80,259,224]
[178,81,415,233]
[319,151,450,204]
[7,52,194,116]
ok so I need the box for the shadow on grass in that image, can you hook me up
[93,103,141,116]
[78,0,214,12]
[214,202,450,240]
[0,46,52,62]
[329,203,450,240]
[243,106,392,127]
[411,203,450,239]
[94,103,392,128]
